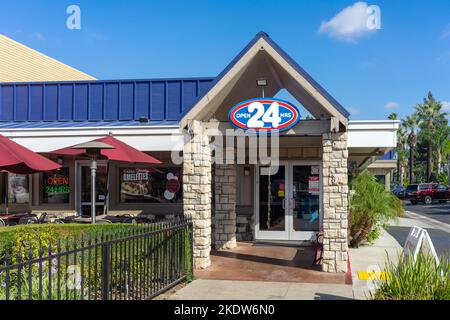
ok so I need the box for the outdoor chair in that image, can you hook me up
[36,212,47,224]
[0,218,5,227]
[18,214,38,225]
[311,232,324,266]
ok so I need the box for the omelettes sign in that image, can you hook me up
[228,98,300,133]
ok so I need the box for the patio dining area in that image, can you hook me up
[194,242,352,284]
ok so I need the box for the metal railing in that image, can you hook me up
[0,219,193,300]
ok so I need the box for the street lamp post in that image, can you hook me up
[72,141,114,224]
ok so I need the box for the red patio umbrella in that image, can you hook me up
[0,134,61,216]
[50,135,162,218]
[0,134,61,174]
[50,135,162,164]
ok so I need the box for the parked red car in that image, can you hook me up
[406,183,450,205]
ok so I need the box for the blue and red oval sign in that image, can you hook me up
[228,98,300,133]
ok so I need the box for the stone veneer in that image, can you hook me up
[322,132,349,273]
[214,164,237,249]
[183,120,212,269]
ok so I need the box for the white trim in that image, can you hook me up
[0,126,184,152]
[348,120,399,149]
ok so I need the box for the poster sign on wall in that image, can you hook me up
[228,98,300,133]
[308,176,320,195]
[8,174,29,204]
[120,167,183,203]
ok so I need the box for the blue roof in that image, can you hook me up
[0,120,180,129]
[0,78,214,126]
[0,32,349,129]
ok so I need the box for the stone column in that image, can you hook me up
[183,120,212,269]
[214,164,237,250]
[322,132,349,273]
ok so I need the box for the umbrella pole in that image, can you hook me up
[4,172,8,215]
[90,156,97,224]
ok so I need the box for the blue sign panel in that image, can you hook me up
[228,98,300,133]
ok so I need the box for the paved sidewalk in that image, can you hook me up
[169,279,354,300]
[349,228,402,300]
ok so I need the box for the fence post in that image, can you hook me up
[101,242,111,300]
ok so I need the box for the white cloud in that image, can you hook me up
[442,101,450,110]
[384,101,399,110]
[319,2,378,42]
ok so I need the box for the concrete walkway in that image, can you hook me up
[169,229,404,300]
[349,228,402,300]
[169,279,354,300]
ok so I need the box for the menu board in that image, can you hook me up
[8,174,29,204]
[120,167,182,203]
[43,168,70,204]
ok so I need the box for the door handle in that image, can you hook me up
[282,199,286,209]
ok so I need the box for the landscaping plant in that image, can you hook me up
[349,170,403,248]
[372,253,450,300]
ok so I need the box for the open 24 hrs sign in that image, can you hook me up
[228,98,300,133]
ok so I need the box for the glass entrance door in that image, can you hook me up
[257,165,288,240]
[255,162,321,241]
[79,164,108,217]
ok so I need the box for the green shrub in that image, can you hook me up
[0,223,193,300]
[372,253,450,300]
[350,170,403,247]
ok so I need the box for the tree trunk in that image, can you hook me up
[409,146,414,184]
[427,140,433,182]
[400,164,404,186]
[350,215,373,248]
[437,150,442,175]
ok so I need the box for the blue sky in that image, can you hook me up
[1,0,450,120]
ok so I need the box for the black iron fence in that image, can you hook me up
[0,219,193,300]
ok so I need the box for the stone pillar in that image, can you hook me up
[322,132,349,273]
[214,164,237,250]
[183,120,212,269]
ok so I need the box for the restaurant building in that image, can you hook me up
[0,32,398,272]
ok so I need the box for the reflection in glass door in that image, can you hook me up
[291,165,320,236]
[79,165,107,217]
[257,165,287,240]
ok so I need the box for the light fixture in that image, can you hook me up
[256,79,268,87]
[57,157,64,165]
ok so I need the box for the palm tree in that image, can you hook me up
[402,114,418,184]
[415,92,447,181]
[388,112,398,120]
[349,171,402,247]
[388,112,405,184]
[396,125,408,185]
[433,120,450,174]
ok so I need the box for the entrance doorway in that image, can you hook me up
[255,162,322,240]
[76,161,108,216]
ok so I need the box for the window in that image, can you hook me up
[119,167,182,203]
[7,174,29,204]
[42,167,70,204]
